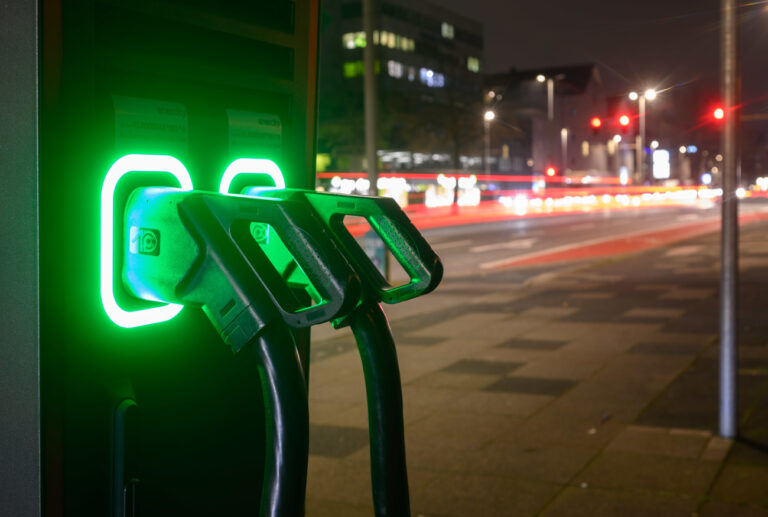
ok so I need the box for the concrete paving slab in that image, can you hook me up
[440,358,524,376]
[463,440,598,484]
[578,450,719,497]
[518,305,581,319]
[698,500,768,517]
[568,291,616,299]
[305,498,373,517]
[309,423,369,458]
[605,425,709,459]
[405,312,510,338]
[485,376,577,397]
[450,390,553,417]
[541,487,699,517]
[409,371,501,391]
[710,464,768,505]
[306,456,373,507]
[412,472,562,517]
[511,357,605,380]
[623,307,685,319]
[660,287,716,300]
[405,412,520,452]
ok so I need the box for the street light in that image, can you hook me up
[537,73,565,173]
[628,88,658,182]
[483,110,495,174]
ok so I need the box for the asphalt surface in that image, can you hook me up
[423,200,768,278]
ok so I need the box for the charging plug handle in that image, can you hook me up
[259,190,443,304]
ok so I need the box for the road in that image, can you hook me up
[418,199,768,279]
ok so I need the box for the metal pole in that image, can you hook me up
[560,128,568,173]
[719,0,740,439]
[363,0,379,195]
[547,78,554,121]
[547,78,554,168]
[484,119,490,174]
[639,96,646,183]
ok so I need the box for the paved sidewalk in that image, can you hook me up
[304,219,768,516]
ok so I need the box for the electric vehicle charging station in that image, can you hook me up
[0,2,325,515]
[2,1,444,514]
[237,186,444,517]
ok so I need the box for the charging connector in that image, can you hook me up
[122,187,359,351]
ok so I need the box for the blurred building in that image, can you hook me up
[317,0,485,172]
[485,64,610,178]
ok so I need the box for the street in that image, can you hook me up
[425,199,768,277]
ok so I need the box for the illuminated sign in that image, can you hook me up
[653,149,671,179]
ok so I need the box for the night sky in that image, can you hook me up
[437,0,768,112]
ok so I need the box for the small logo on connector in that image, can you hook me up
[129,226,161,256]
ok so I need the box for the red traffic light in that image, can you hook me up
[545,167,557,177]
[713,107,725,120]
[590,117,602,129]
[618,114,631,127]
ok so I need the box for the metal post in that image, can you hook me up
[363,0,379,195]
[546,78,554,121]
[560,128,568,173]
[547,78,554,168]
[484,119,490,174]
[719,0,740,439]
[639,96,646,183]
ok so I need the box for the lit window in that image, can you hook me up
[407,66,416,81]
[467,57,480,73]
[354,31,366,48]
[343,61,364,78]
[342,33,356,49]
[388,33,397,48]
[387,60,403,78]
[380,31,389,47]
[373,30,380,45]
[581,141,590,157]
[343,60,379,78]
[441,22,454,39]
[419,68,445,88]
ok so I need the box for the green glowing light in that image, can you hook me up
[100,154,193,328]
[219,158,285,194]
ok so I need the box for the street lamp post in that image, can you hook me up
[484,109,495,175]
[537,74,565,172]
[629,89,657,183]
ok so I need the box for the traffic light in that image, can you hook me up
[618,114,631,133]
[546,166,557,177]
[590,117,602,135]
[713,107,725,120]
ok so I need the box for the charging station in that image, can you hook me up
[1,2,321,515]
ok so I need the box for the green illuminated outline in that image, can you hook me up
[219,158,285,194]
[100,154,194,328]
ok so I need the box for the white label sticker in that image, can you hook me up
[227,109,282,158]
[112,95,188,153]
